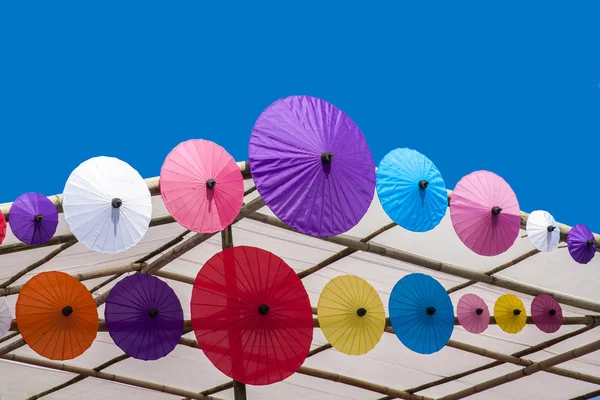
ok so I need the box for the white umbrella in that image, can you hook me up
[63,156,152,254]
[0,299,11,337]
[526,210,560,252]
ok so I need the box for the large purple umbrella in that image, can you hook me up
[567,224,596,264]
[249,95,376,237]
[9,192,58,245]
[105,274,184,361]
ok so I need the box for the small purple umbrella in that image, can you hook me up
[105,274,184,361]
[249,95,376,237]
[9,192,58,245]
[567,224,596,264]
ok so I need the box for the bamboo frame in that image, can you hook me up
[1,353,224,400]
[2,162,600,400]
[249,212,600,313]
[377,323,599,399]
[437,337,600,400]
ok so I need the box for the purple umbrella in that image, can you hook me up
[249,95,376,237]
[105,274,184,361]
[567,224,596,264]
[9,192,58,245]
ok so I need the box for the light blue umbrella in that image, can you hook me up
[376,148,447,232]
[388,273,454,354]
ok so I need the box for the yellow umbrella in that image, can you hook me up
[494,294,527,334]
[317,275,385,355]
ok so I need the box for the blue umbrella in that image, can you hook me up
[389,273,454,354]
[376,148,447,232]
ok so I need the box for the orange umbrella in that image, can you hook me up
[16,271,98,360]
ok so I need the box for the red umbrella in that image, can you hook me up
[0,212,6,245]
[191,246,313,385]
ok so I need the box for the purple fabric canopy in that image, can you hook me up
[567,224,596,264]
[249,95,376,237]
[105,274,184,361]
[9,192,58,245]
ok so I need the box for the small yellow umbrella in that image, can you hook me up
[317,275,385,355]
[494,294,527,334]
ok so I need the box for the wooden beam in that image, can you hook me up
[0,214,176,256]
[296,366,434,400]
[0,353,224,400]
[446,248,540,294]
[25,354,131,400]
[0,241,77,288]
[249,213,600,313]
[437,337,600,400]
[378,323,598,399]
[0,263,144,297]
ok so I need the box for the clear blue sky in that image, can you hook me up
[1,2,599,231]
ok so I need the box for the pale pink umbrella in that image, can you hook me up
[457,294,489,334]
[531,294,562,334]
[450,170,520,256]
[160,139,244,233]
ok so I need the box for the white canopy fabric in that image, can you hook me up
[0,164,599,400]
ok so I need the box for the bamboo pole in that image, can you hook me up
[446,248,540,294]
[249,213,600,313]
[0,353,224,400]
[377,323,599,400]
[0,263,144,297]
[0,241,76,288]
[0,214,176,256]
[296,366,434,400]
[571,389,600,400]
[437,337,600,400]
[297,222,396,279]
[26,354,131,400]
[445,340,600,385]
[0,161,251,220]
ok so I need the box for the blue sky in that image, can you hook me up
[1,2,599,231]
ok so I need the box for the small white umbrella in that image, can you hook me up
[63,156,152,254]
[526,210,560,252]
[0,299,11,337]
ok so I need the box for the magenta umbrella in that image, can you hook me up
[248,95,376,237]
[531,294,562,334]
[457,294,489,334]
[567,224,596,264]
[450,171,520,256]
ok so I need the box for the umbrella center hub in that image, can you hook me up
[258,304,270,315]
[320,152,333,163]
[475,308,484,315]
[549,309,556,316]
[513,309,521,316]
[426,306,436,316]
[418,180,429,189]
[586,239,595,247]
[111,198,123,209]
[148,308,159,319]
[34,214,44,223]
[491,206,502,216]
[356,307,367,317]
[547,225,556,232]
[62,306,73,317]
[206,178,217,189]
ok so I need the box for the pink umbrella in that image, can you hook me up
[457,294,489,334]
[450,170,520,256]
[160,139,244,233]
[531,294,562,334]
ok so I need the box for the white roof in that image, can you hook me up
[0,168,599,400]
